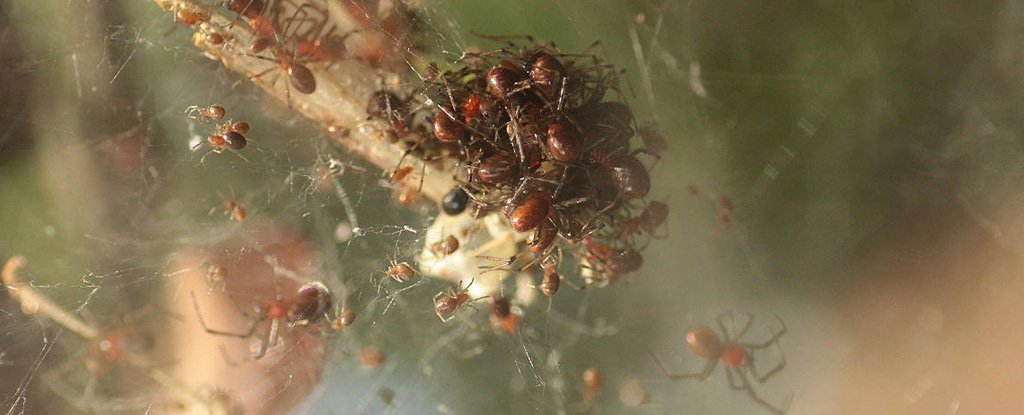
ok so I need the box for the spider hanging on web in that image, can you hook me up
[185,103,253,165]
[190,278,338,359]
[648,312,791,414]
[433,279,488,323]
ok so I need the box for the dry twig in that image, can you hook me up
[2,256,227,414]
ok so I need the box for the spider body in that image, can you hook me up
[487,60,527,99]
[386,261,415,282]
[507,190,552,232]
[432,280,483,322]
[539,263,560,296]
[433,107,465,142]
[546,122,582,162]
[475,154,516,186]
[430,235,460,256]
[527,219,557,252]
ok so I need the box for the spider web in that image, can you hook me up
[6,0,1024,414]
[3,0,794,414]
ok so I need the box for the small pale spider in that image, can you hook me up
[386,260,416,282]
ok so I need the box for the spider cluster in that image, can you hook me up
[367,38,668,292]
[209,0,419,98]
[186,103,251,164]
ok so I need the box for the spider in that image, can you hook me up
[209,189,247,222]
[488,295,519,334]
[187,106,252,165]
[648,312,791,414]
[244,3,328,100]
[385,259,416,282]
[190,279,334,359]
[184,104,225,121]
[432,280,486,322]
[202,262,228,293]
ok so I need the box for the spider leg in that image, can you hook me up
[477,255,518,273]
[433,292,447,322]
[228,148,250,163]
[735,312,755,341]
[199,148,224,166]
[417,158,426,192]
[559,276,586,291]
[747,334,787,383]
[718,311,754,342]
[725,365,744,390]
[190,291,259,338]
[647,348,717,381]
[218,344,240,368]
[734,365,791,414]
[252,317,281,359]
[248,65,276,80]
[716,311,734,340]
[117,305,157,326]
[739,315,787,350]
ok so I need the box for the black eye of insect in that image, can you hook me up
[441,186,470,215]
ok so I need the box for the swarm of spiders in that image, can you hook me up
[366,37,670,308]
[173,0,419,100]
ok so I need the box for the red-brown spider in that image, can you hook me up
[190,280,334,359]
[432,280,486,323]
[648,312,791,414]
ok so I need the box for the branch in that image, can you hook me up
[154,0,455,203]
[2,256,98,340]
[152,0,528,291]
[2,256,227,414]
